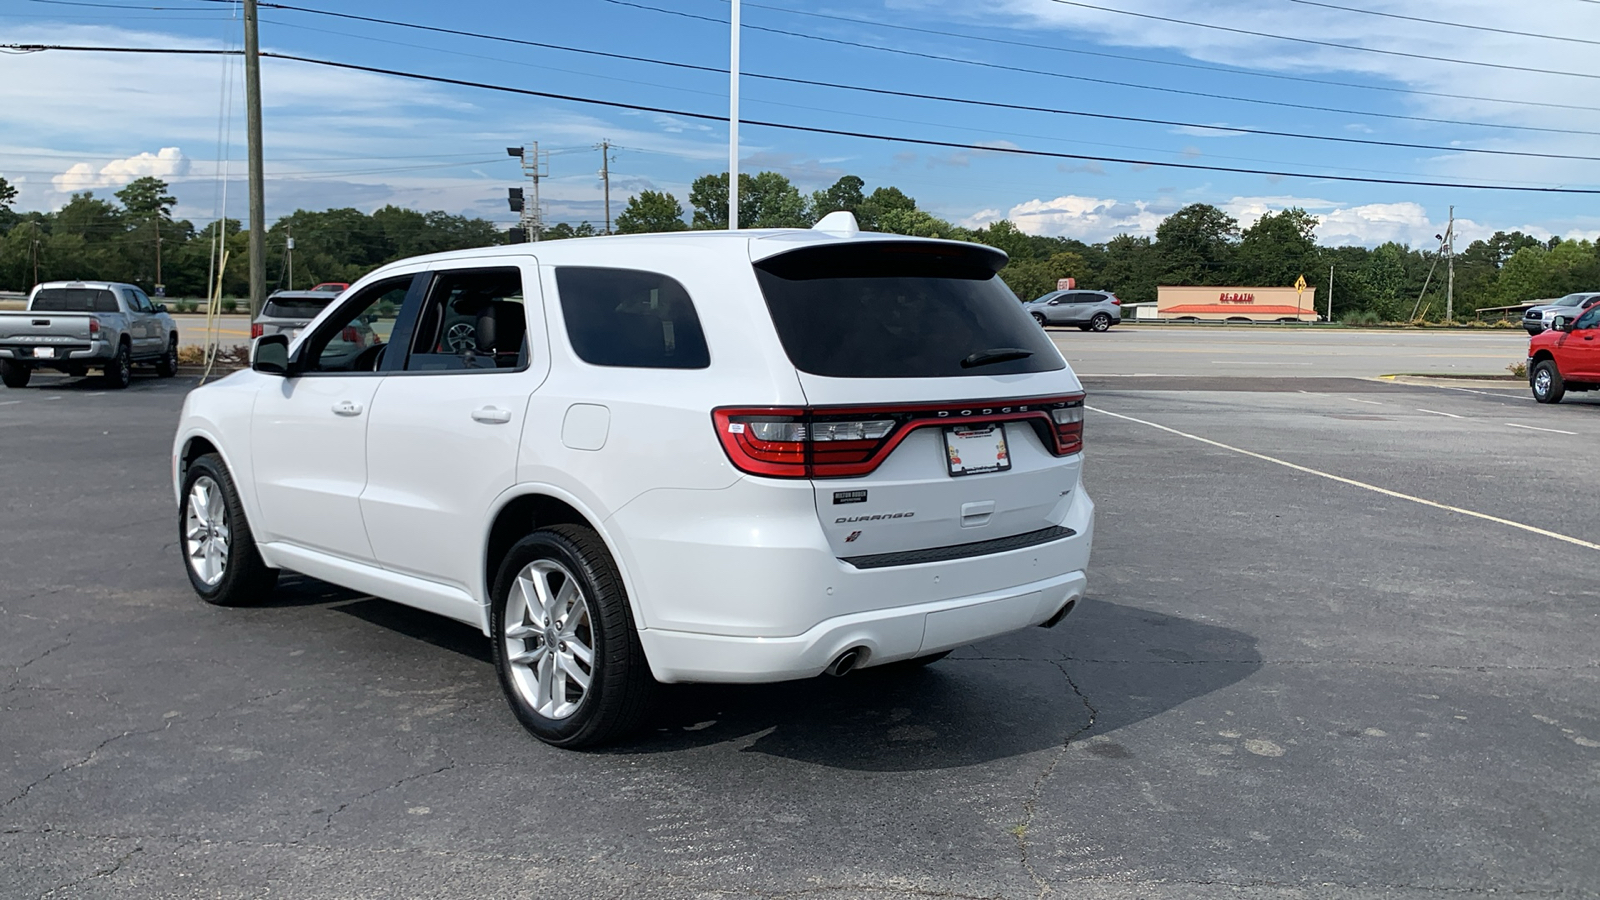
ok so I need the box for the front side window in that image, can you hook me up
[556,267,710,369]
[1576,307,1600,331]
[300,277,408,373]
[405,267,528,371]
[755,242,1064,378]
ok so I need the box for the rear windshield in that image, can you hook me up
[263,296,334,318]
[32,288,118,313]
[754,243,1064,378]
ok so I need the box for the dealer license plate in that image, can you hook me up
[944,424,1010,477]
[33,347,54,358]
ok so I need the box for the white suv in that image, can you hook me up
[172,213,1095,748]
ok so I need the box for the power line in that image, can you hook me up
[227,2,1600,162]
[1046,0,1600,81]
[15,43,1600,192]
[601,0,1600,138]
[728,0,1600,114]
[1287,0,1600,48]
[192,0,1600,141]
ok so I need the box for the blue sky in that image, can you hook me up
[4,0,1600,247]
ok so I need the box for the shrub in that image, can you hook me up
[221,299,239,314]
[1339,310,1382,326]
[1507,361,1527,378]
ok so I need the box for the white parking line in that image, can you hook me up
[1505,423,1577,435]
[1087,405,1600,552]
[1416,408,1464,418]
[1345,398,1383,405]
[0,400,20,406]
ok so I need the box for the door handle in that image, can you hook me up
[472,406,512,424]
[332,400,363,416]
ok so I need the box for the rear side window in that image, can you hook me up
[32,288,118,313]
[263,297,334,318]
[556,267,710,369]
[754,243,1064,378]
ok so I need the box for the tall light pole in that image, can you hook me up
[728,0,739,231]
[243,0,266,317]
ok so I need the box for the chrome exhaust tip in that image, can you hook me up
[825,647,866,677]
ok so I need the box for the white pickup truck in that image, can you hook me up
[0,281,180,388]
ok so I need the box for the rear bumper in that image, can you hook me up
[609,473,1094,684]
[0,340,112,365]
[638,568,1086,683]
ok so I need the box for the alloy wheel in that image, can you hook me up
[184,475,231,586]
[1534,368,1551,398]
[503,559,595,720]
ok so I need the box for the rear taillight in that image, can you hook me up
[714,394,1085,479]
[1051,403,1084,455]
[88,318,100,337]
[342,326,359,343]
[1111,297,1121,306]
[250,322,264,339]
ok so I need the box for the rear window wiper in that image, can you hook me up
[961,347,1034,369]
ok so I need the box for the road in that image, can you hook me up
[1,372,1594,898]
[1049,326,1528,378]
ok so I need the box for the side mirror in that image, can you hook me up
[251,334,291,375]
[156,303,168,314]
[1551,315,1571,332]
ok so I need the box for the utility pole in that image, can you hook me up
[30,222,40,287]
[728,0,739,231]
[285,227,294,291]
[598,140,612,235]
[1327,264,1334,324]
[1445,205,1455,325]
[243,0,266,318]
[153,214,163,296]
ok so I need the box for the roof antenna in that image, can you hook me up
[812,211,860,236]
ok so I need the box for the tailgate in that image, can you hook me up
[799,375,1083,560]
[0,311,96,343]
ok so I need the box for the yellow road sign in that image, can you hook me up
[1294,274,1307,294]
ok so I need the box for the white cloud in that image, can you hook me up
[995,195,1169,242]
[52,148,190,194]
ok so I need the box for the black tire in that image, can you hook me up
[491,525,655,749]
[1531,359,1565,404]
[156,336,179,378]
[1031,312,1047,327]
[1089,312,1113,332]
[104,341,132,389]
[0,360,30,388]
[179,453,279,606]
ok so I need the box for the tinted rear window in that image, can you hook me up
[263,297,334,318]
[32,288,118,313]
[754,243,1065,378]
[556,267,710,369]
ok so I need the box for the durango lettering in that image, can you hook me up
[1218,292,1255,303]
[835,512,916,523]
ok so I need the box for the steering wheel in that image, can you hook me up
[351,342,387,372]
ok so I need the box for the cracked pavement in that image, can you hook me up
[0,372,1596,898]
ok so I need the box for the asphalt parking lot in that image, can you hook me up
[2,358,1596,898]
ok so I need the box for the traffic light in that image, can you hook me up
[507,187,524,213]
[508,227,527,244]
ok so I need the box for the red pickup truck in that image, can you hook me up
[1529,303,1600,402]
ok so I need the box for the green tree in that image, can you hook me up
[1154,203,1237,286]
[1098,234,1160,302]
[0,176,16,211]
[968,219,1037,261]
[856,186,917,232]
[115,176,176,222]
[688,171,810,229]
[543,221,599,240]
[615,190,688,234]
[876,207,958,239]
[809,175,865,219]
[1233,208,1319,286]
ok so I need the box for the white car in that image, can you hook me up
[171,212,1095,748]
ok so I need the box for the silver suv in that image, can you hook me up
[1025,290,1121,332]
